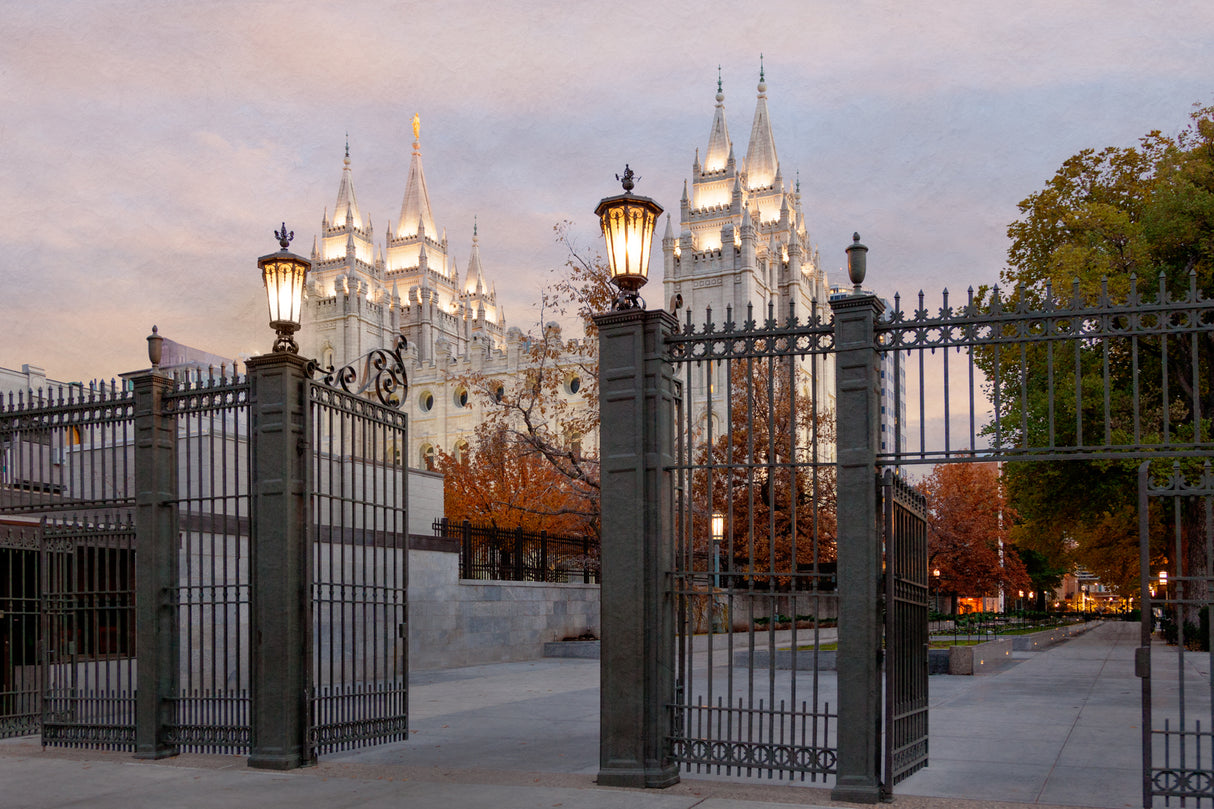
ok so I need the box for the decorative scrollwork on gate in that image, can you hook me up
[318,335,409,407]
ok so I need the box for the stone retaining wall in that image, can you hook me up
[408,547,600,670]
[406,471,601,671]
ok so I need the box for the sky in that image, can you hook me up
[2,0,1213,385]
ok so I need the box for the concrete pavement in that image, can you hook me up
[0,621,1171,808]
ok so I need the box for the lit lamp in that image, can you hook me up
[258,223,311,353]
[711,512,724,589]
[595,165,664,311]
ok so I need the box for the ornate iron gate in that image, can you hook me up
[306,380,409,755]
[1,348,410,762]
[666,304,839,782]
[1139,460,1214,807]
[882,469,929,789]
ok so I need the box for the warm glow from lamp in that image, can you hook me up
[596,166,663,310]
[1159,571,1168,584]
[711,512,724,541]
[258,224,310,353]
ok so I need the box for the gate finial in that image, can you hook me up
[846,232,868,292]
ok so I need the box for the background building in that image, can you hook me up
[302,72,841,470]
[662,70,836,435]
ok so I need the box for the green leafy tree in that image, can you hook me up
[979,103,1214,602]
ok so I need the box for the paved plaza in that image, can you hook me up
[0,622,1172,808]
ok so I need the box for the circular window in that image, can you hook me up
[419,391,434,412]
[563,375,582,395]
[455,387,469,407]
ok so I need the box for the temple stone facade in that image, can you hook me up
[302,68,835,469]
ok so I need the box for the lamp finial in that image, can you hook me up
[275,223,293,250]
[615,165,637,193]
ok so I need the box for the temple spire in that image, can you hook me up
[396,113,438,239]
[465,218,487,295]
[332,139,363,230]
[744,61,779,190]
[704,70,731,173]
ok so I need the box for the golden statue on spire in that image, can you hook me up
[412,113,420,141]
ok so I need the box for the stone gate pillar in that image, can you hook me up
[246,351,312,770]
[133,329,180,759]
[830,237,886,804]
[594,308,680,789]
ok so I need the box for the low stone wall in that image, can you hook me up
[947,638,1013,675]
[405,471,600,670]
[1011,620,1099,651]
[408,545,600,671]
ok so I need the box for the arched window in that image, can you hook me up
[421,444,435,471]
[454,439,470,463]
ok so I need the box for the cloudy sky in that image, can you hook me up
[3,1,1212,384]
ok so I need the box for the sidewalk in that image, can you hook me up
[0,622,1153,809]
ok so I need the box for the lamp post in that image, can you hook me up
[248,224,313,770]
[933,568,941,613]
[258,224,311,353]
[711,512,724,590]
[593,170,678,789]
[595,166,664,310]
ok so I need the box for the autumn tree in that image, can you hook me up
[922,463,1029,612]
[442,222,608,535]
[434,421,594,535]
[976,103,1214,599]
[691,356,837,589]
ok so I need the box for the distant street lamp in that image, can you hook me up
[711,512,724,589]
[596,166,664,311]
[258,223,311,353]
[933,568,941,613]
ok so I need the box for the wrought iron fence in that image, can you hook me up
[877,276,1214,465]
[0,380,138,750]
[308,381,408,756]
[665,301,840,782]
[433,518,599,583]
[883,470,929,789]
[164,368,251,753]
[0,353,413,764]
[1,521,42,740]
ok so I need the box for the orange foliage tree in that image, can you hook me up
[691,356,837,587]
[435,422,595,534]
[440,222,607,536]
[922,463,1030,609]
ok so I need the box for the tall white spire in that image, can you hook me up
[744,57,779,191]
[464,219,488,295]
[396,114,438,239]
[703,66,731,173]
[332,137,364,230]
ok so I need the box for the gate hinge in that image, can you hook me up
[1134,646,1150,679]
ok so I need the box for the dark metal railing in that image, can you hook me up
[433,518,599,584]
